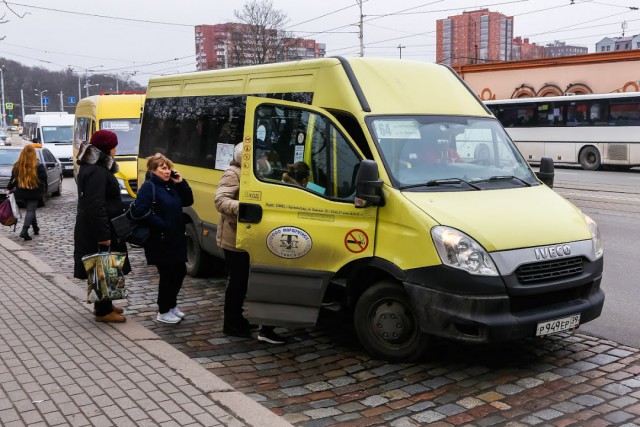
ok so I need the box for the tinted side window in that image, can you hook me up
[74,117,91,149]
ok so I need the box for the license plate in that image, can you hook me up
[64,165,74,169]
[536,313,580,336]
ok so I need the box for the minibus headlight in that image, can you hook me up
[584,214,603,259]
[431,226,498,276]
[116,178,128,195]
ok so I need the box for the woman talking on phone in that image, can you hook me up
[131,153,193,324]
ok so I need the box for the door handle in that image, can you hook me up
[239,203,262,223]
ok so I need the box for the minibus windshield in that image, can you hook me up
[367,115,538,190]
[100,119,141,156]
[42,126,73,144]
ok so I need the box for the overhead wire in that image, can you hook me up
[3,0,639,79]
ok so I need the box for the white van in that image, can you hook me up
[23,112,75,175]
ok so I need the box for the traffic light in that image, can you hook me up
[7,114,12,119]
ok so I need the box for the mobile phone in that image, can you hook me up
[170,170,178,178]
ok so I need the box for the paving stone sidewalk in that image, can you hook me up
[0,236,292,427]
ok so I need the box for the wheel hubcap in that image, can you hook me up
[371,300,412,344]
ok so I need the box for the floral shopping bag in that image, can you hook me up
[82,251,128,302]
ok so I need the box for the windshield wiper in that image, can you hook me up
[473,175,532,187]
[400,178,481,191]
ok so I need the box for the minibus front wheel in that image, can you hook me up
[354,281,429,362]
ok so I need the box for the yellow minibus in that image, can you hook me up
[138,57,604,361]
[73,93,145,204]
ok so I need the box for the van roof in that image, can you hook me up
[145,57,490,117]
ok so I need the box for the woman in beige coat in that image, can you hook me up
[215,143,285,344]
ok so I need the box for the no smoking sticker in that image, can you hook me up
[344,229,369,253]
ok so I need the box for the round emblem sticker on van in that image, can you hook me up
[266,226,312,259]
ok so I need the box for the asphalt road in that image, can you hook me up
[552,167,640,349]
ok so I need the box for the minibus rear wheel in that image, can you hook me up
[354,281,429,362]
[185,223,209,277]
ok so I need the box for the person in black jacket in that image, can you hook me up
[73,130,131,323]
[130,153,193,324]
[6,144,48,240]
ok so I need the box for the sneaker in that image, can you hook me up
[157,311,181,324]
[95,312,126,323]
[257,328,287,345]
[170,307,186,319]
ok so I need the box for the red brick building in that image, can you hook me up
[436,9,513,67]
[512,37,544,61]
[195,24,326,71]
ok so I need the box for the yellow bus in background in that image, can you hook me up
[73,93,145,204]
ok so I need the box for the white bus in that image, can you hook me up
[23,112,75,175]
[485,92,640,170]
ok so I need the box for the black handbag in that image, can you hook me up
[126,183,156,247]
[111,211,131,241]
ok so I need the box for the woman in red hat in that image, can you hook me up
[73,130,131,323]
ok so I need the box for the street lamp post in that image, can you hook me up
[0,66,5,128]
[35,89,48,112]
[84,83,99,97]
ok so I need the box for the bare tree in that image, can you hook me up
[231,0,302,67]
[0,1,28,40]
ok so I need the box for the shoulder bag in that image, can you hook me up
[111,183,156,247]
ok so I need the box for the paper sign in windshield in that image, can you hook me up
[373,120,420,139]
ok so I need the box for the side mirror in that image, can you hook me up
[32,137,41,144]
[355,159,384,208]
[536,157,555,188]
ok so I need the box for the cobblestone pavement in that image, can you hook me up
[7,180,640,427]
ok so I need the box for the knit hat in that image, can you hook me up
[90,130,118,152]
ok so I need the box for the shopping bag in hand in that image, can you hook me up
[82,251,128,303]
[0,195,17,227]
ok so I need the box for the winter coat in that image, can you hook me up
[73,143,131,280]
[7,163,47,205]
[130,173,193,265]
[215,163,241,251]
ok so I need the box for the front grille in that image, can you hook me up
[0,177,9,188]
[128,179,138,194]
[58,157,72,163]
[511,284,590,313]
[515,257,583,284]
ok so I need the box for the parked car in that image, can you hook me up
[0,144,63,203]
[0,130,9,146]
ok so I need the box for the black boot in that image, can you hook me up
[32,222,39,235]
[19,227,32,241]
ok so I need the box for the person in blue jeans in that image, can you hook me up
[131,153,194,324]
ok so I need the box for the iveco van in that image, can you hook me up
[138,57,604,361]
[73,93,145,204]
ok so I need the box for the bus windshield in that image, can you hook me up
[100,119,141,156]
[367,115,538,190]
[42,126,73,144]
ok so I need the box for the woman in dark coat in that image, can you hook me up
[130,153,193,324]
[6,144,48,240]
[73,130,131,323]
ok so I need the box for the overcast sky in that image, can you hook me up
[0,0,638,87]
